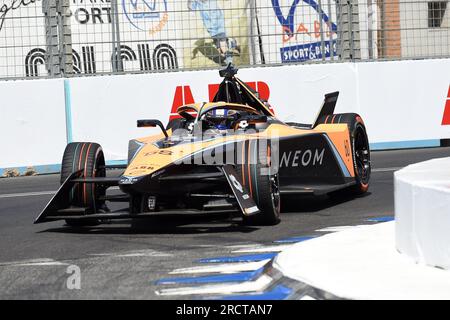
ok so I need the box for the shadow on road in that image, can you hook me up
[281,192,372,213]
[36,192,371,235]
[37,212,260,235]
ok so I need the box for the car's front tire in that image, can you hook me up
[236,140,280,226]
[60,142,106,226]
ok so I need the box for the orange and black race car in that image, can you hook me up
[35,65,371,226]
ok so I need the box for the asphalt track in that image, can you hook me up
[0,147,449,299]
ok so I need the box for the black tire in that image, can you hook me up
[235,140,280,225]
[350,118,371,194]
[60,142,106,226]
[322,113,371,195]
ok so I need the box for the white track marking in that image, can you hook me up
[193,244,241,248]
[372,167,403,172]
[155,274,273,296]
[0,258,68,267]
[169,259,271,275]
[224,243,261,249]
[193,245,219,248]
[316,226,362,232]
[0,187,120,199]
[300,295,317,300]
[232,244,294,253]
[90,249,172,258]
[192,243,260,249]
[316,225,372,232]
[0,191,55,199]
[15,261,68,266]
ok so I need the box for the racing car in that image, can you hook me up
[35,64,371,226]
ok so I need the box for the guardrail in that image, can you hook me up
[1,58,449,176]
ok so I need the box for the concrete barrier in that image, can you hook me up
[395,157,450,270]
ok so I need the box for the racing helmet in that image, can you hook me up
[206,108,237,130]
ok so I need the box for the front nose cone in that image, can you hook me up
[119,176,141,185]
[119,174,159,194]
[119,175,143,194]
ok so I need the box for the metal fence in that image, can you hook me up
[0,0,448,79]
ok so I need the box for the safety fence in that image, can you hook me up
[0,0,449,79]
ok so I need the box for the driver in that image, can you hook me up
[204,108,238,132]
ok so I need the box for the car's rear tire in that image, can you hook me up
[236,140,280,226]
[325,113,371,195]
[352,128,371,194]
[60,142,106,226]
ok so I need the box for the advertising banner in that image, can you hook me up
[255,0,338,64]
[69,0,182,74]
[0,0,252,79]
[0,0,377,78]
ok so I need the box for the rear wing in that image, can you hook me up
[312,91,339,128]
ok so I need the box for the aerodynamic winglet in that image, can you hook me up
[34,170,83,224]
[220,165,260,216]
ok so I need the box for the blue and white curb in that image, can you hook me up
[169,260,271,275]
[366,216,395,222]
[197,253,278,264]
[155,216,395,300]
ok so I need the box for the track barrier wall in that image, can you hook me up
[1,59,449,175]
[0,78,67,175]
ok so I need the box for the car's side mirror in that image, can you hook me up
[137,119,168,138]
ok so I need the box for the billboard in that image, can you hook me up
[69,0,182,74]
[0,0,379,78]
[0,0,252,78]
[255,0,338,64]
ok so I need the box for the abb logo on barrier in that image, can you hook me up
[442,85,450,125]
[169,81,271,121]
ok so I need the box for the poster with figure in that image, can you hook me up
[178,0,250,68]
